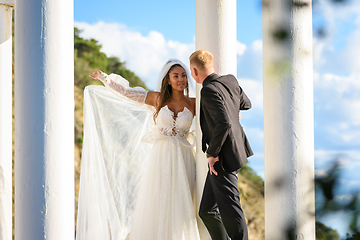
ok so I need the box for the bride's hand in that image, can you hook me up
[89,70,103,80]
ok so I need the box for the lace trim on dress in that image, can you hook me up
[98,72,148,104]
[158,127,189,138]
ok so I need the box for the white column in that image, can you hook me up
[14,0,74,239]
[263,0,315,239]
[0,2,13,240]
[195,0,237,239]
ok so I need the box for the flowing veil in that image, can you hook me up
[76,86,153,239]
[76,59,196,240]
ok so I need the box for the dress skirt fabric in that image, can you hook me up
[76,86,200,240]
[129,136,199,240]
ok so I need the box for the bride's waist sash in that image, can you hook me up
[142,128,196,148]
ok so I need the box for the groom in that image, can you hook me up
[189,50,253,240]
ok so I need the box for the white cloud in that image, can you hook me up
[237,39,263,81]
[75,21,195,90]
[312,1,360,150]
[315,169,327,178]
[334,194,353,203]
[313,1,360,74]
[340,28,360,73]
[75,21,263,94]
[312,37,327,65]
[314,0,360,35]
[238,78,263,111]
[245,127,264,143]
[236,41,247,56]
[314,72,360,145]
[314,149,360,170]
[251,40,262,52]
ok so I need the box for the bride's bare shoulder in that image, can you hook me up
[145,91,160,107]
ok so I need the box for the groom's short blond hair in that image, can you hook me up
[189,50,213,71]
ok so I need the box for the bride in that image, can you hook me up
[76,59,200,240]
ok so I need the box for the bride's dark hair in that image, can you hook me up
[153,64,189,122]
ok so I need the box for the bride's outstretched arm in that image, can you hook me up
[89,70,158,107]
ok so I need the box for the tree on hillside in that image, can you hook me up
[345,232,360,240]
[74,27,147,90]
[316,221,340,240]
[239,164,264,195]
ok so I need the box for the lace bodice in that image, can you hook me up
[156,105,193,138]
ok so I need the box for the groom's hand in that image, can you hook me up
[208,156,219,176]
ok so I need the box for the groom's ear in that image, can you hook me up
[193,67,198,76]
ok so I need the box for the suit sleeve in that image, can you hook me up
[201,86,231,158]
[239,86,252,110]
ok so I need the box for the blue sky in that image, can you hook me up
[74,0,360,237]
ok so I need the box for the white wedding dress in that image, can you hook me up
[76,68,200,240]
[129,104,199,240]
